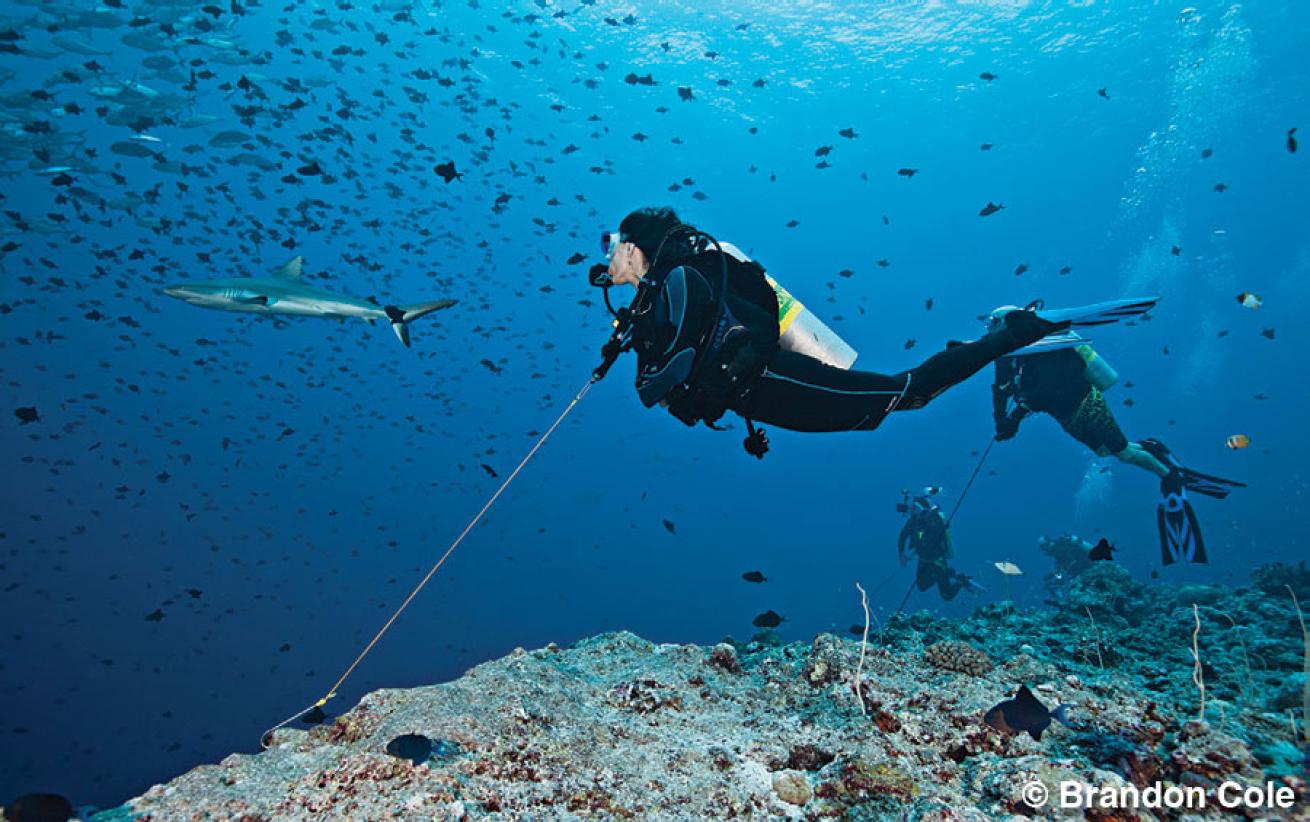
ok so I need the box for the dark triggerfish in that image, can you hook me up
[385,733,434,765]
[984,685,1070,741]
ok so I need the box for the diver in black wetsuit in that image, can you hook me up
[897,489,979,602]
[987,312,1246,565]
[595,207,1070,450]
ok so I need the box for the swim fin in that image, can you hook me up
[1007,330,1091,357]
[1139,438,1247,499]
[1158,469,1207,565]
[1037,297,1160,328]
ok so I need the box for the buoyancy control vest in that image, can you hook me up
[632,247,780,427]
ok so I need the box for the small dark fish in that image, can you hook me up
[624,73,656,86]
[1088,538,1115,562]
[1261,328,1276,340]
[3,794,75,822]
[1014,263,1028,276]
[1201,147,1213,159]
[979,71,998,81]
[662,519,676,534]
[904,338,916,350]
[838,128,858,139]
[433,161,462,183]
[677,86,694,101]
[145,608,164,622]
[1097,87,1110,99]
[1214,183,1228,193]
[1288,127,1298,154]
[1171,245,1181,256]
[814,145,832,157]
[385,733,433,766]
[1059,265,1073,275]
[14,406,39,424]
[979,201,1004,217]
[566,252,586,265]
[925,297,934,311]
[897,168,918,178]
[741,570,766,583]
[984,685,1069,741]
[752,609,783,628]
[980,143,993,151]
[876,259,890,268]
[479,463,498,478]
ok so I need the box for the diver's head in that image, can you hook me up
[984,304,1021,331]
[606,206,681,287]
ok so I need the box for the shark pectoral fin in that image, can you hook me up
[235,294,271,306]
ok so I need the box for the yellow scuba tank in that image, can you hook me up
[1076,344,1118,390]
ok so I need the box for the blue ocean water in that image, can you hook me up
[1,0,1306,808]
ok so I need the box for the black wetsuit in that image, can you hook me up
[898,506,964,601]
[733,339,1022,433]
[993,348,1128,454]
[630,250,1052,434]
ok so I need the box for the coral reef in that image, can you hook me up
[924,640,994,676]
[79,568,1310,821]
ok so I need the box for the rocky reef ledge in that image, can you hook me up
[96,565,1310,821]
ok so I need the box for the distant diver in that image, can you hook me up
[159,256,457,347]
[897,488,981,602]
[989,308,1245,564]
[589,207,1071,457]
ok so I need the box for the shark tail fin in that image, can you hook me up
[383,300,457,347]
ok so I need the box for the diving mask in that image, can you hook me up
[601,230,622,262]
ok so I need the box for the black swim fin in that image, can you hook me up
[1139,438,1246,500]
[1158,470,1207,565]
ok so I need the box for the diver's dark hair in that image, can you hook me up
[619,206,682,260]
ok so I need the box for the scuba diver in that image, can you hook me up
[988,304,1245,565]
[896,488,981,602]
[589,207,1072,458]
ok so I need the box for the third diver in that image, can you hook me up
[897,488,980,602]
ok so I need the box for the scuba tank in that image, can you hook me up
[711,241,857,369]
[1075,344,1118,391]
[766,275,858,369]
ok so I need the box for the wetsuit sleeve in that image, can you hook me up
[897,520,913,563]
[992,363,1028,440]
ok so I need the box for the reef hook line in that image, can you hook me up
[945,438,995,527]
[260,376,598,748]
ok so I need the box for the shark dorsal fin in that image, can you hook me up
[273,256,303,280]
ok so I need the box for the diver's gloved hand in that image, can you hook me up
[996,308,1071,348]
